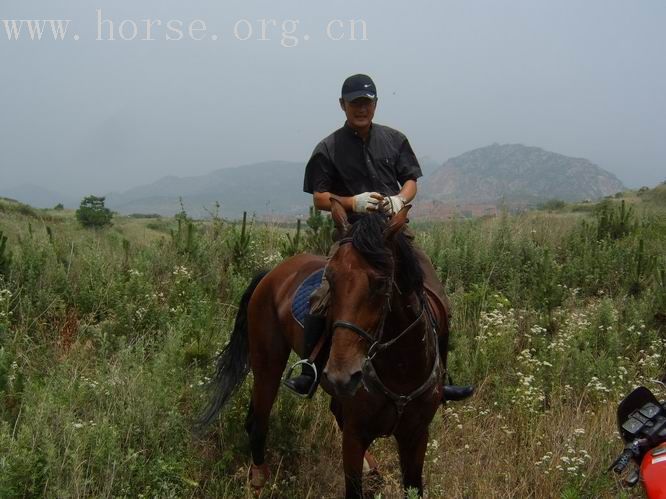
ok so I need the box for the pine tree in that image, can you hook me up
[76,195,113,228]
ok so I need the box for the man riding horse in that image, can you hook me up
[284,74,474,402]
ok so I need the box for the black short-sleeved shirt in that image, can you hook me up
[303,122,422,197]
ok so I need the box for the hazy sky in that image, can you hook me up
[1,0,664,198]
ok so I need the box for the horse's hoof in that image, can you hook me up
[363,451,379,474]
[248,463,271,494]
[363,451,384,495]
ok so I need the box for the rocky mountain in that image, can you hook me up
[421,143,625,203]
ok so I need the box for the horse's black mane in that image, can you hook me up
[347,212,424,293]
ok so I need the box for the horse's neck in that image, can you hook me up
[389,286,421,323]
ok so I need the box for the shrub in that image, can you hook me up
[128,213,161,219]
[595,199,635,240]
[539,199,566,211]
[303,206,334,255]
[226,211,251,267]
[0,231,10,279]
[75,196,112,229]
[280,219,302,257]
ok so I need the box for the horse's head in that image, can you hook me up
[321,197,412,398]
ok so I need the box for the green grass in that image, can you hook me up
[1,189,664,497]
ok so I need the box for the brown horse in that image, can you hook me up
[198,202,448,498]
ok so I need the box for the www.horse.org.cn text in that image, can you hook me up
[0,10,369,47]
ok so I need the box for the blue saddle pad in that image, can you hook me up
[291,268,325,328]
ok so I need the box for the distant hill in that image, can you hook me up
[105,161,311,219]
[0,184,69,209]
[105,156,441,219]
[421,144,625,203]
[418,156,441,178]
[7,146,628,219]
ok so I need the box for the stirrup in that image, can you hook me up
[283,359,318,398]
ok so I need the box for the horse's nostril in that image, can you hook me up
[322,369,363,397]
[323,369,345,388]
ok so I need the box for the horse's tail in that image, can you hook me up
[195,270,268,430]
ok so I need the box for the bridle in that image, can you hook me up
[330,237,443,432]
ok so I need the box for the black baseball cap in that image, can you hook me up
[341,74,377,102]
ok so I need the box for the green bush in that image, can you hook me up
[595,199,635,240]
[304,206,334,255]
[76,196,113,229]
[538,199,566,211]
[280,219,302,257]
[0,231,11,279]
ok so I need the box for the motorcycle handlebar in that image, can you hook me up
[611,439,648,474]
[612,448,634,474]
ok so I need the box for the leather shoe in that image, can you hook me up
[443,384,475,402]
[283,373,316,397]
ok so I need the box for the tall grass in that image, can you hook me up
[0,196,664,497]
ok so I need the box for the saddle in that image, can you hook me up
[291,268,324,328]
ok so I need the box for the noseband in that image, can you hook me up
[332,295,427,358]
[330,238,442,433]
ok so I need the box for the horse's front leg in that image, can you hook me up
[396,428,429,497]
[330,397,344,430]
[342,428,370,499]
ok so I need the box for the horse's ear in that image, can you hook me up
[330,196,350,235]
[384,204,411,241]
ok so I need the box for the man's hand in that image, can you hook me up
[352,192,384,213]
[382,195,406,215]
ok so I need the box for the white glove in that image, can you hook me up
[383,195,406,215]
[352,192,382,213]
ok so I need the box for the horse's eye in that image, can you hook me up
[369,275,389,294]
